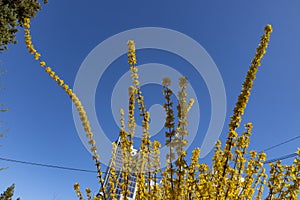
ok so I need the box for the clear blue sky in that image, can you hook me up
[1,0,300,199]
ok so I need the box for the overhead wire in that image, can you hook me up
[265,152,298,164]
[0,157,97,173]
[1,135,299,172]
[256,135,300,164]
[259,135,300,153]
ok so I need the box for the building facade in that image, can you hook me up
[103,137,138,200]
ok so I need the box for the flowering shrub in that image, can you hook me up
[22,17,300,199]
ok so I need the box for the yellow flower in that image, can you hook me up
[84,124,91,132]
[264,24,273,33]
[128,85,135,96]
[53,75,59,81]
[128,58,137,65]
[187,98,195,112]
[25,40,31,46]
[162,77,171,87]
[144,111,150,121]
[250,150,257,158]
[228,130,238,138]
[45,67,52,73]
[34,53,41,60]
[131,73,138,79]
[127,40,136,52]
[40,61,46,67]
[86,131,94,138]
[258,152,267,161]
[23,18,30,24]
[92,153,100,161]
[62,84,69,91]
[91,146,97,153]
[86,188,91,194]
[88,139,96,146]
[24,29,30,35]
[74,99,82,107]
[179,76,188,89]
[23,23,30,29]
[66,89,73,96]
[57,79,64,86]
[130,66,138,73]
[73,183,80,191]
[120,108,125,116]
[28,45,36,54]
[49,71,55,78]
[24,35,31,40]
[134,79,140,86]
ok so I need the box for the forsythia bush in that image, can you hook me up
[22,17,299,200]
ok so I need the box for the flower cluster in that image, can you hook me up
[73,183,83,200]
[228,25,273,137]
[119,108,134,199]
[107,141,118,200]
[127,40,155,199]
[220,24,273,186]
[23,17,106,199]
[22,20,300,200]
[162,77,176,191]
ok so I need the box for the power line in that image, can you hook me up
[0,157,97,173]
[1,146,299,174]
[260,135,300,153]
[264,153,298,164]
[0,135,300,173]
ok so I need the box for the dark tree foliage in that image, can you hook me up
[0,0,48,52]
[0,184,15,200]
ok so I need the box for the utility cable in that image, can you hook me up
[259,135,300,153]
[264,153,298,164]
[0,157,97,173]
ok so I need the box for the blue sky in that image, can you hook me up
[1,0,300,199]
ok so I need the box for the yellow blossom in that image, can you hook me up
[62,84,69,91]
[23,18,30,24]
[34,53,41,60]
[127,40,136,52]
[24,29,30,35]
[88,139,96,146]
[162,77,171,87]
[57,79,64,86]
[40,61,46,67]
[23,23,30,29]
[45,67,52,73]
[73,183,80,191]
[49,71,55,77]
[66,89,73,96]
[91,146,97,153]
[53,75,59,81]
[120,108,125,116]
[86,131,93,138]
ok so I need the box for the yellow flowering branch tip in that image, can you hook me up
[127,40,136,52]
[162,77,171,87]
[86,188,92,199]
[227,25,273,138]
[120,108,125,116]
[73,183,80,191]
[127,40,137,65]
[22,16,109,198]
[73,183,83,198]
[264,24,273,34]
